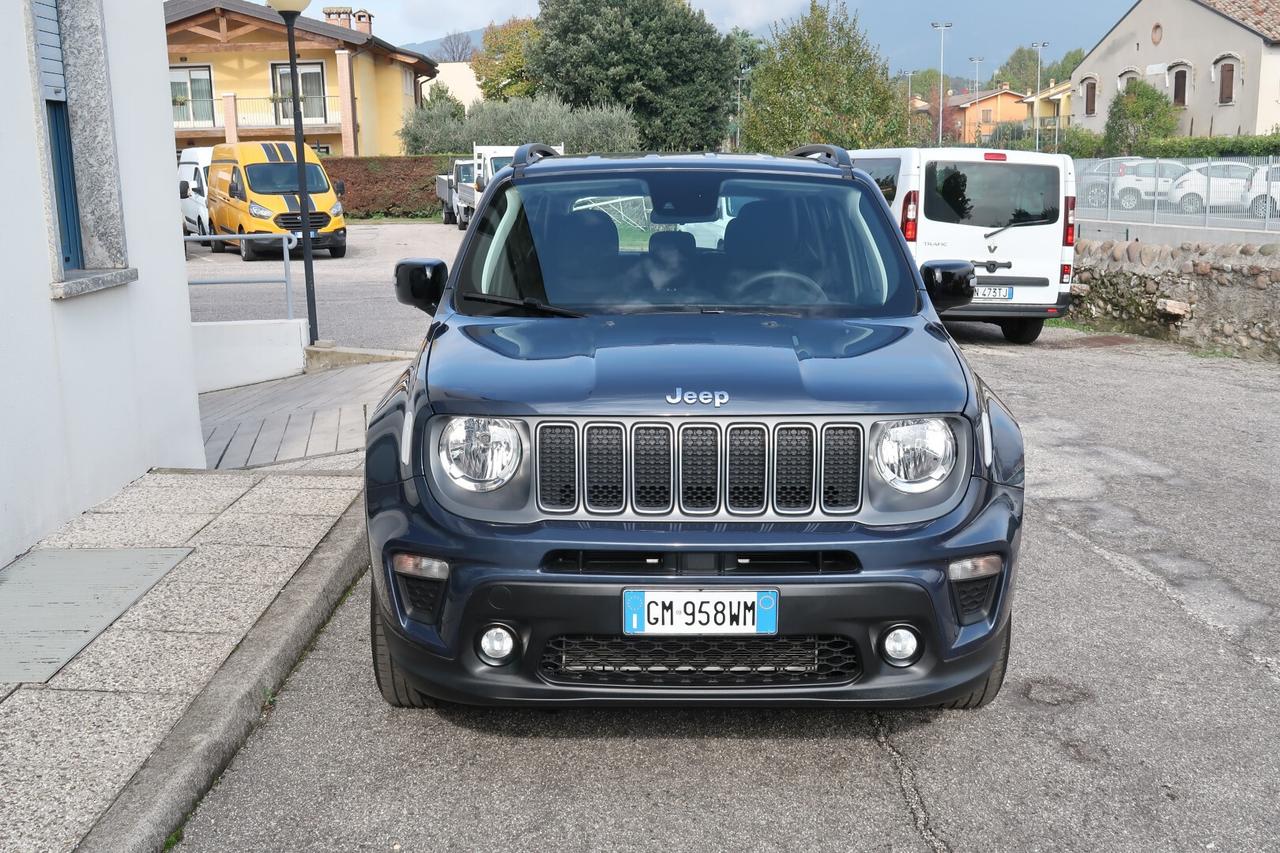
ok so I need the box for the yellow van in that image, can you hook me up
[207,141,347,260]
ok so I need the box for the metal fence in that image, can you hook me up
[1075,155,1280,234]
[185,233,298,319]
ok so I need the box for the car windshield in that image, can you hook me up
[924,160,1060,229]
[244,163,329,194]
[458,163,475,183]
[490,156,514,174]
[453,170,917,317]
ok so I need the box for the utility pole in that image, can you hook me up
[931,22,952,146]
[734,68,744,151]
[1032,41,1049,152]
[969,56,984,96]
[906,69,914,124]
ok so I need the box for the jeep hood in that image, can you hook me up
[423,312,969,416]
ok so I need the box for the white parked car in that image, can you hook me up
[1168,161,1256,214]
[1111,159,1189,211]
[177,146,213,244]
[847,147,1075,344]
[1240,164,1280,217]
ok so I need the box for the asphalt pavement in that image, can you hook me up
[186,222,464,351]
[175,326,1280,852]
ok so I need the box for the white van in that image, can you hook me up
[847,147,1075,344]
[177,146,213,244]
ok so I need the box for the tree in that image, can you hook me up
[398,94,639,155]
[921,85,964,145]
[742,2,905,153]
[471,17,541,101]
[726,27,765,149]
[986,46,1040,93]
[398,84,466,154]
[1045,48,1085,85]
[1103,79,1178,155]
[437,30,475,63]
[530,0,736,150]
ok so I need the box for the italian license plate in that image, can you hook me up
[974,286,1013,301]
[293,230,318,240]
[622,588,778,636]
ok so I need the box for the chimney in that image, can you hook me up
[322,6,353,28]
[999,81,1010,91]
[353,9,373,34]
[1049,78,1057,87]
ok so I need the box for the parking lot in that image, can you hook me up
[174,314,1280,850]
[186,221,461,351]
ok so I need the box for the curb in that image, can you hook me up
[77,497,369,853]
[304,345,414,371]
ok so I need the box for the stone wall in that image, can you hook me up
[1071,239,1280,360]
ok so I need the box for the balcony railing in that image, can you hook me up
[237,96,341,128]
[171,95,341,131]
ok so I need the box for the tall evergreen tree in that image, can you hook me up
[530,0,736,150]
[742,1,905,153]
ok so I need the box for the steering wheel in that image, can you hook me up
[737,269,827,304]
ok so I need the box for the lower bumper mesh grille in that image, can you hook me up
[539,634,860,686]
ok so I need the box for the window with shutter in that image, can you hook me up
[1173,69,1187,106]
[1219,63,1234,103]
[1084,80,1097,115]
[33,0,84,270]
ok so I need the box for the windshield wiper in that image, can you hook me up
[459,291,585,318]
[984,217,1054,239]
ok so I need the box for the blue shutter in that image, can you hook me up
[34,1,83,269]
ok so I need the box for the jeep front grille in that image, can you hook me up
[535,420,863,519]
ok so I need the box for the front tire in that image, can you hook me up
[456,214,467,231]
[1180,193,1204,215]
[238,229,255,262]
[329,246,347,258]
[370,591,435,709]
[1000,318,1045,344]
[442,207,456,225]
[198,219,211,248]
[210,224,226,253]
[940,620,1010,710]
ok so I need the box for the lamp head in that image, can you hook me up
[267,0,311,13]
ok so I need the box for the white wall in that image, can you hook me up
[0,0,205,563]
[192,319,307,393]
[424,62,484,110]
[1071,0,1272,136]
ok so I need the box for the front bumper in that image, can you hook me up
[942,292,1072,321]
[367,475,1022,707]
[247,226,346,249]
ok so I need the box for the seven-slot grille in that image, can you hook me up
[536,421,863,518]
[274,211,331,231]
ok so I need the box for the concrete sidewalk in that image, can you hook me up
[0,453,368,852]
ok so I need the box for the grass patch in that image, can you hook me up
[163,826,184,850]
[1046,317,1095,333]
[348,212,443,225]
[1191,346,1235,359]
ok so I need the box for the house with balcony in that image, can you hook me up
[1070,0,1280,137]
[1021,79,1073,141]
[948,83,1028,144]
[164,0,437,156]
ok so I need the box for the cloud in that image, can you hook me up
[689,0,808,33]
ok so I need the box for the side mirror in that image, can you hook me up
[476,173,487,190]
[920,260,975,313]
[395,258,448,315]
[179,180,190,200]
[334,179,346,197]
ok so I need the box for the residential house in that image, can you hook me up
[164,0,437,157]
[948,84,1028,144]
[424,61,484,111]
[1071,0,1280,137]
[4,0,206,562]
[1022,78,1073,133]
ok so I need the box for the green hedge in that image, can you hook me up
[1142,133,1280,158]
[322,154,466,218]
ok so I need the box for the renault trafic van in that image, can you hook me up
[207,141,347,260]
[848,148,1074,344]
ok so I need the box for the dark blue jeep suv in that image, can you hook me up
[365,144,1024,709]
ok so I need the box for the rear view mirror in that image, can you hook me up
[179,180,190,200]
[334,179,346,197]
[395,258,448,315]
[920,260,975,312]
[476,173,487,190]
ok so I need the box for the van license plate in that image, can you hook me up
[622,589,778,636]
[974,286,1013,301]
[293,231,318,240]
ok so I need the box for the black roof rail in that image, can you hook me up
[512,143,560,177]
[785,144,854,178]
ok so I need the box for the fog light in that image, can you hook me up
[392,553,449,580]
[478,625,518,665]
[948,554,1002,582]
[881,626,921,667]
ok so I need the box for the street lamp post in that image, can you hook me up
[968,56,984,97]
[931,22,952,146]
[905,69,914,126]
[1032,41,1049,152]
[268,0,319,345]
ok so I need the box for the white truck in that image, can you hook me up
[444,145,564,231]
[436,159,475,229]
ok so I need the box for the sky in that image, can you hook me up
[365,0,1123,78]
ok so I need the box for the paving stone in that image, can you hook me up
[48,626,239,694]
[141,471,262,490]
[260,452,365,472]
[93,482,252,515]
[114,578,281,635]
[231,484,360,516]
[260,474,362,491]
[165,544,311,587]
[39,512,216,549]
[189,513,340,549]
[0,683,15,702]
[0,688,188,853]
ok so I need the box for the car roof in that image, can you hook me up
[210,141,321,166]
[519,152,850,179]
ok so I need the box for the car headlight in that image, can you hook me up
[249,201,274,220]
[438,417,522,492]
[873,418,956,493]
[329,201,343,217]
